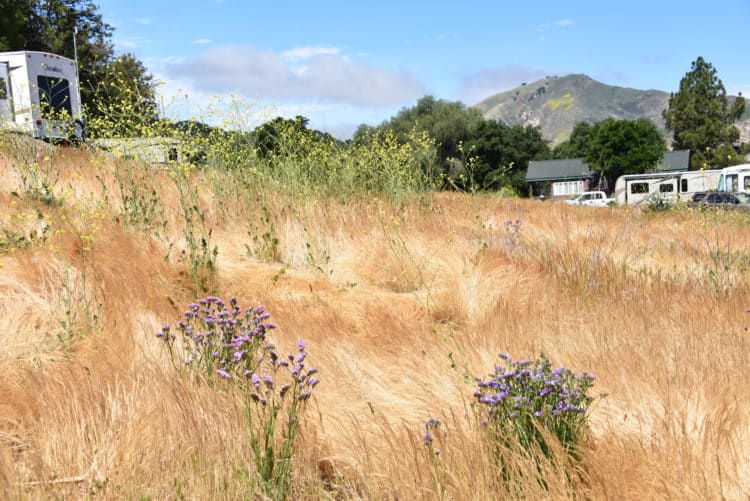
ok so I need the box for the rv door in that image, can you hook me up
[0,62,12,126]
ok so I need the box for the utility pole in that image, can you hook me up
[72,25,84,137]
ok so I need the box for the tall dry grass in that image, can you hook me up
[0,139,748,499]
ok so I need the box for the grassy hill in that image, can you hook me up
[474,74,749,145]
[0,132,749,498]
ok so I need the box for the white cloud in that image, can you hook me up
[193,38,213,45]
[163,45,426,107]
[116,36,149,49]
[424,33,449,41]
[281,46,340,61]
[458,65,558,103]
[537,19,574,31]
[138,18,153,25]
[152,73,393,139]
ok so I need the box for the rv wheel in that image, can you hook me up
[70,120,85,145]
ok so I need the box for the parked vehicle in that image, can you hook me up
[613,170,721,206]
[0,51,84,141]
[716,164,750,193]
[687,191,750,210]
[564,191,615,207]
[91,137,183,164]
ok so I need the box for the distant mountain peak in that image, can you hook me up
[474,74,750,146]
[473,74,676,145]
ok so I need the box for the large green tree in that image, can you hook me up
[360,96,553,193]
[585,118,666,188]
[663,56,746,169]
[363,96,485,174]
[86,53,157,136]
[465,121,550,193]
[553,121,594,159]
[254,115,336,159]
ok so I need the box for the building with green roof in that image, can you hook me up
[525,158,596,199]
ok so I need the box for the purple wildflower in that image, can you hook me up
[297,391,312,401]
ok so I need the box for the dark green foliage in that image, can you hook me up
[553,122,593,159]
[362,95,485,176]
[254,115,336,159]
[87,53,158,135]
[466,121,551,192]
[0,0,30,51]
[584,118,666,188]
[360,95,550,194]
[663,57,746,169]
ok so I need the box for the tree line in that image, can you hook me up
[352,56,747,194]
[1,1,746,194]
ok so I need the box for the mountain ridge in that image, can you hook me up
[473,74,750,146]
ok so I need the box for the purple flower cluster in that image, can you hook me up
[156,296,319,406]
[422,418,443,456]
[157,297,319,497]
[156,296,276,377]
[474,353,594,455]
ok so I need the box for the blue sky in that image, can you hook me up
[95,0,750,137]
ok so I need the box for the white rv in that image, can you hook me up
[0,51,84,141]
[613,170,721,205]
[91,137,183,164]
[716,164,750,193]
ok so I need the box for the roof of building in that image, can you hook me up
[526,158,594,182]
[654,149,690,172]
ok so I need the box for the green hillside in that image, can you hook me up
[474,74,748,146]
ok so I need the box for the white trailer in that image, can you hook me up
[0,51,84,141]
[91,137,183,164]
[716,164,750,193]
[613,170,721,205]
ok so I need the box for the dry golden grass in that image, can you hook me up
[0,140,749,499]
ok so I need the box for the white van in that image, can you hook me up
[0,51,84,141]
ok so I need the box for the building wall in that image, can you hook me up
[531,178,592,199]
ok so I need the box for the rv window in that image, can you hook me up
[681,179,688,192]
[0,78,7,100]
[744,177,750,191]
[630,182,649,194]
[726,174,739,192]
[36,76,72,117]
[659,184,674,193]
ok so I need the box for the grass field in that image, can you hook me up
[0,137,748,499]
